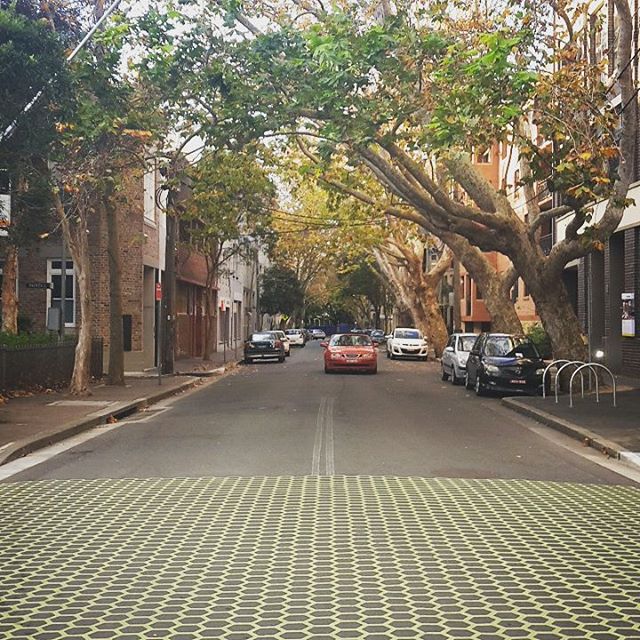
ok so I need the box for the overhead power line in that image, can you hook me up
[0,0,125,144]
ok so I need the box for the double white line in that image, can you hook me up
[312,396,335,475]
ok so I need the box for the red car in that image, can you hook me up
[321,333,378,374]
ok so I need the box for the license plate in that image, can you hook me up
[346,355,359,360]
[510,379,526,384]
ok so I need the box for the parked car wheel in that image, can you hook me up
[245,357,253,365]
[278,356,285,363]
[451,367,461,385]
[441,366,449,381]
[465,372,473,390]
[369,367,378,375]
[421,355,428,362]
[324,365,332,374]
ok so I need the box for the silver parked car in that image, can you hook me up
[441,333,478,385]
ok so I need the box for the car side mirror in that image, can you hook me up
[445,346,454,353]
[320,341,328,348]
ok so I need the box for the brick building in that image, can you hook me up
[12,159,266,371]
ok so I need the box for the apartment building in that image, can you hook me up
[553,0,640,375]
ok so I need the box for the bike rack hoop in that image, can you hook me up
[542,360,571,399]
[554,361,588,404]
[569,363,616,408]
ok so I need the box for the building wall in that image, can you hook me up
[621,227,640,374]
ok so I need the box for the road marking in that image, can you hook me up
[312,397,335,476]
[0,424,121,480]
[311,397,326,476]
[325,398,335,475]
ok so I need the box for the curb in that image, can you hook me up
[0,374,213,468]
[501,397,640,470]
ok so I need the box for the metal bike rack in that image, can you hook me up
[569,363,617,408]
[542,360,571,399]
[553,361,590,404]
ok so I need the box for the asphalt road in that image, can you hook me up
[7,340,637,484]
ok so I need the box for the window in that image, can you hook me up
[476,147,491,164]
[48,260,76,327]
[459,336,477,352]
[510,278,519,303]
[143,161,156,224]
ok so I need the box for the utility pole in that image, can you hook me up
[162,209,176,374]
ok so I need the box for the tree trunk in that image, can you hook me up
[452,258,461,332]
[202,284,213,361]
[412,278,449,356]
[443,233,523,334]
[1,244,18,334]
[53,191,93,394]
[528,275,587,362]
[105,192,124,385]
[373,247,449,355]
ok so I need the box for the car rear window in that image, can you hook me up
[251,333,273,341]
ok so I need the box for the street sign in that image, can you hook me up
[155,282,162,301]
[27,282,52,289]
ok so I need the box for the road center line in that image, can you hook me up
[325,398,335,475]
[312,397,327,475]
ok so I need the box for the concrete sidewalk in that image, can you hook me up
[503,383,640,470]
[0,352,242,467]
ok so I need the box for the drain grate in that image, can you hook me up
[0,476,639,639]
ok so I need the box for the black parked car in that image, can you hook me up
[465,333,546,396]
[244,332,286,364]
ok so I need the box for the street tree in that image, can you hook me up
[372,223,451,355]
[0,5,72,333]
[138,0,637,361]
[182,149,275,360]
[52,11,159,393]
[335,259,395,330]
[260,265,304,320]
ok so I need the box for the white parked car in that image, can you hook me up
[285,329,306,347]
[386,328,429,361]
[311,329,326,340]
[441,333,477,384]
[270,330,291,356]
